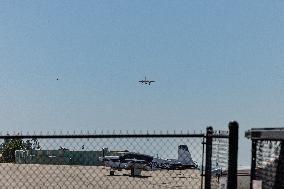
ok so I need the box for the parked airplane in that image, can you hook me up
[99,145,198,176]
[139,76,155,85]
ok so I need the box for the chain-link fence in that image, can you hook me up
[0,132,205,189]
[211,131,229,189]
[0,123,237,189]
[246,128,284,189]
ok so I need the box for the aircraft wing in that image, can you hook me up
[125,159,151,170]
[125,159,146,163]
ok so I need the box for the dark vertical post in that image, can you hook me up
[205,126,213,189]
[102,148,105,157]
[201,137,205,189]
[227,121,239,189]
[274,141,284,188]
[250,140,256,189]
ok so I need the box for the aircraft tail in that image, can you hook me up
[178,145,195,165]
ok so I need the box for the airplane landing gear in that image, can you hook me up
[130,168,142,177]
[110,170,115,176]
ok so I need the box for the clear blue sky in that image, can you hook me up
[1,1,284,164]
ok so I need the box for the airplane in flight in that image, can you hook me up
[138,76,155,85]
[99,145,198,176]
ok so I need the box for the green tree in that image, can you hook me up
[1,138,24,163]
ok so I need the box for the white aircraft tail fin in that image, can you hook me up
[178,145,194,165]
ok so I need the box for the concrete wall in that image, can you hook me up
[218,174,250,189]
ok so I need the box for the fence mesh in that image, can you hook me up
[211,131,229,189]
[254,140,284,189]
[0,133,206,189]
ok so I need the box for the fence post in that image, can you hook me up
[250,140,256,189]
[205,126,213,189]
[274,141,284,188]
[227,121,239,189]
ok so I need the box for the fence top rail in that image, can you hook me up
[0,133,206,139]
[245,128,284,140]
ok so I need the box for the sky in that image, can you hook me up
[1,0,284,165]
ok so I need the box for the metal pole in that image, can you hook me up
[227,121,239,189]
[274,141,284,189]
[201,137,205,189]
[205,126,213,189]
[250,140,256,189]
